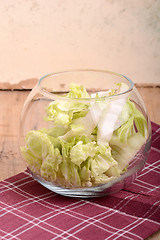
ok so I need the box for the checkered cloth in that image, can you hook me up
[0,122,160,240]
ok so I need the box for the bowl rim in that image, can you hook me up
[37,69,134,102]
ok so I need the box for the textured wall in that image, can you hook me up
[0,0,160,84]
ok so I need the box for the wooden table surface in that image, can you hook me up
[0,85,160,239]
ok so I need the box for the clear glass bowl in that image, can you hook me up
[19,69,151,198]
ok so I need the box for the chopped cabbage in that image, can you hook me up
[21,83,148,188]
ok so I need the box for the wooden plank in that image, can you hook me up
[137,87,160,125]
[0,78,38,90]
[0,91,29,136]
[0,91,29,180]
[0,136,25,180]
[146,230,160,240]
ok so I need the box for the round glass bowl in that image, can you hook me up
[19,69,151,198]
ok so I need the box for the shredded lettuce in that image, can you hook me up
[44,83,90,125]
[21,83,148,188]
[21,130,62,175]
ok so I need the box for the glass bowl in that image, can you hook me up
[19,69,151,198]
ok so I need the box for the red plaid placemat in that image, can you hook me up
[0,122,160,240]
